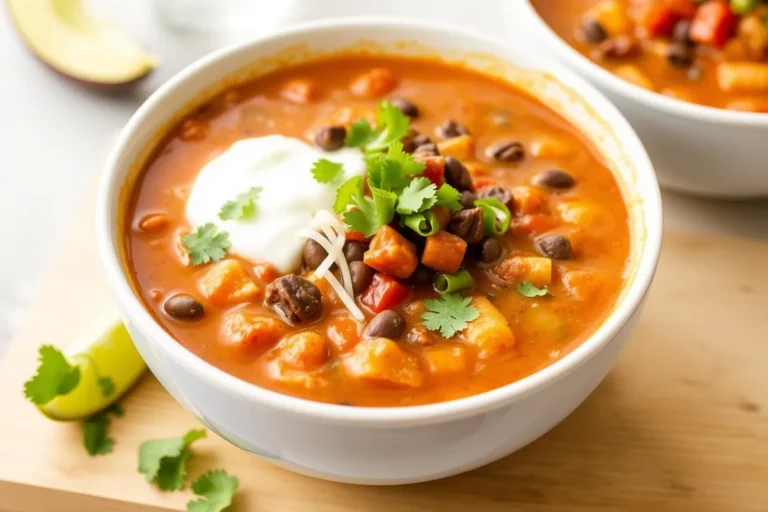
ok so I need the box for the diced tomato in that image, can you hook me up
[360,273,410,313]
[690,1,738,48]
[418,156,445,186]
[345,229,370,243]
[645,4,680,37]
[472,177,498,191]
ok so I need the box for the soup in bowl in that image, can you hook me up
[98,18,661,483]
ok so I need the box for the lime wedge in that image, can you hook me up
[38,315,147,421]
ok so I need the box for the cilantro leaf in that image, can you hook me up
[334,175,363,215]
[82,414,114,456]
[421,294,480,338]
[336,176,396,237]
[367,101,411,152]
[435,183,463,213]
[310,158,344,184]
[367,141,426,192]
[344,118,377,148]
[23,345,80,405]
[396,177,437,215]
[98,376,116,398]
[218,187,262,221]
[516,281,552,298]
[187,469,239,512]
[138,428,207,491]
[182,224,231,265]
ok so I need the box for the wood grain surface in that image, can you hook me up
[0,198,766,512]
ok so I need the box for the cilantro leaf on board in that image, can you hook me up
[186,470,240,512]
[217,187,262,221]
[98,376,115,398]
[396,177,437,215]
[310,158,345,184]
[182,224,231,265]
[23,345,80,405]
[421,294,480,338]
[516,281,552,298]
[435,183,463,213]
[138,429,207,491]
[344,118,377,148]
[82,414,114,456]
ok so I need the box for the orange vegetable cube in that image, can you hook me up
[363,225,418,279]
[529,136,575,159]
[199,259,261,305]
[349,67,398,98]
[421,231,467,274]
[252,262,279,283]
[343,337,424,388]
[463,297,515,359]
[436,135,475,160]
[511,186,547,215]
[422,345,468,377]
[280,79,316,104]
[326,313,361,353]
[431,205,451,230]
[220,311,286,349]
[305,273,341,310]
[512,214,558,237]
[556,199,613,233]
[493,255,553,286]
[274,331,329,370]
[562,269,602,301]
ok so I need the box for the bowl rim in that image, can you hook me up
[97,16,662,427]
[518,0,768,126]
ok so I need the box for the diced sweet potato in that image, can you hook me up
[220,311,286,349]
[326,313,361,353]
[363,225,418,279]
[199,260,260,305]
[280,79,316,104]
[437,135,475,160]
[349,67,398,98]
[511,214,558,237]
[422,345,468,377]
[585,0,630,36]
[252,263,279,283]
[274,331,328,370]
[405,324,438,346]
[529,136,575,159]
[343,338,424,388]
[556,199,613,233]
[511,185,547,215]
[431,205,451,230]
[462,297,515,359]
[493,255,553,286]
[421,231,467,274]
[305,273,341,310]
[562,269,602,301]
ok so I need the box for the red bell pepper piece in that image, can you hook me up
[360,273,410,313]
[690,1,738,48]
[345,229,371,243]
[418,156,445,186]
[646,4,680,37]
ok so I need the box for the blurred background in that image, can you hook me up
[1,0,767,359]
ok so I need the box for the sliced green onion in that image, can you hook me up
[434,268,474,294]
[403,211,440,237]
[474,197,511,236]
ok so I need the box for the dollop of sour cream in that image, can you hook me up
[186,135,365,273]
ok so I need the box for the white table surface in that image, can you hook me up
[1,0,767,360]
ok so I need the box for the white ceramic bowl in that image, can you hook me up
[510,1,768,198]
[97,18,662,484]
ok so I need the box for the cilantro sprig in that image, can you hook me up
[421,294,480,338]
[187,470,239,512]
[23,345,80,405]
[182,224,231,265]
[218,187,262,221]
[139,428,207,491]
[516,282,552,298]
[344,101,411,152]
[310,159,345,184]
[82,404,123,456]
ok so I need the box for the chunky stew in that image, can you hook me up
[124,55,630,407]
[534,0,768,111]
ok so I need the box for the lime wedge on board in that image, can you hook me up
[38,315,147,421]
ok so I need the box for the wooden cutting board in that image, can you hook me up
[0,195,766,512]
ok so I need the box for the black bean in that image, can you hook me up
[667,43,694,68]
[485,141,524,162]
[349,261,375,295]
[163,294,204,321]
[265,275,323,324]
[390,97,419,118]
[343,241,367,263]
[364,310,406,339]
[596,36,638,59]
[536,235,573,260]
[459,190,477,210]
[533,169,576,189]
[436,119,470,139]
[314,125,347,151]
[449,208,485,244]
[444,156,474,192]
[303,239,327,270]
[403,133,431,153]
[478,185,513,207]
[673,20,693,46]
[413,143,440,157]
[478,238,503,264]
[580,19,607,44]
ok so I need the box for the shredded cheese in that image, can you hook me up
[298,211,365,322]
